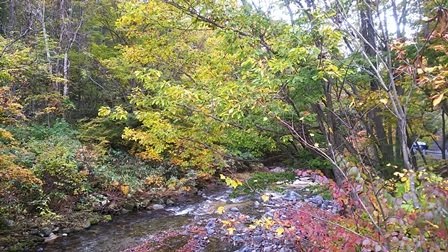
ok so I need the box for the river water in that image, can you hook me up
[41,185,252,252]
[40,177,318,252]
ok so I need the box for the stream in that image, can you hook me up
[39,177,323,252]
[40,185,255,252]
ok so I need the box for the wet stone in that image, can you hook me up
[309,195,324,206]
[152,204,165,210]
[44,233,58,243]
[230,207,239,212]
[61,227,72,234]
[263,212,274,218]
[253,236,264,244]
[207,228,215,235]
[205,221,216,228]
[40,227,52,237]
[264,245,274,252]
[283,190,302,201]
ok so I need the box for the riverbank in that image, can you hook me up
[0,185,200,252]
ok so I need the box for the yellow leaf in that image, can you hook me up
[217,206,225,214]
[227,227,235,235]
[220,174,226,180]
[276,227,284,236]
[433,93,444,107]
[380,98,388,104]
[425,67,435,73]
[249,224,257,229]
[261,194,270,202]
[120,185,130,195]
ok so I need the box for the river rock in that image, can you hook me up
[254,201,260,208]
[283,190,302,201]
[44,233,58,243]
[263,212,274,218]
[205,221,216,229]
[264,245,274,252]
[61,227,72,234]
[207,228,215,235]
[253,236,264,244]
[152,204,165,210]
[166,199,174,205]
[40,227,53,237]
[271,167,285,173]
[230,207,239,212]
[309,195,324,206]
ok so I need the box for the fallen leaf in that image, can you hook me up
[217,206,225,214]
[261,194,270,202]
[276,227,284,236]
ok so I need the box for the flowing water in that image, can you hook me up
[41,185,252,252]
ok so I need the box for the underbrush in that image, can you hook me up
[0,120,214,251]
[217,169,448,251]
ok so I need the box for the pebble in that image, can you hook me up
[264,245,274,252]
[309,195,324,206]
[230,207,239,212]
[207,228,215,235]
[205,221,215,228]
[271,167,285,173]
[40,227,52,237]
[44,233,58,243]
[283,190,302,201]
[253,236,264,244]
[152,204,165,210]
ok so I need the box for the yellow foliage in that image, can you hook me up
[261,194,270,202]
[120,185,130,195]
[145,174,164,187]
[276,227,284,236]
[217,206,225,214]
[220,174,243,189]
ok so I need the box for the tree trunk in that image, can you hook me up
[38,0,54,81]
[359,1,394,165]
